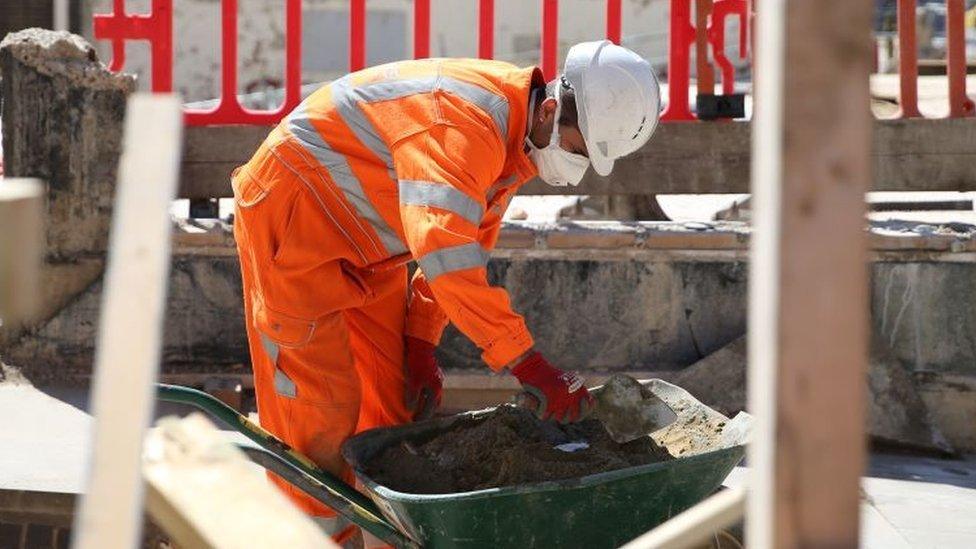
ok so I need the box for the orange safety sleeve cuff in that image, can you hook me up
[481,324,535,371]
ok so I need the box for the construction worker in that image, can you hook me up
[231,40,661,532]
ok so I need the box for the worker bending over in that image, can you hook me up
[232,40,661,528]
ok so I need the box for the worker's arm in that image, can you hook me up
[394,123,534,370]
[404,205,509,346]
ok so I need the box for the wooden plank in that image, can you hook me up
[143,413,335,549]
[179,119,976,199]
[180,125,266,199]
[0,178,43,325]
[72,94,183,549]
[747,0,871,547]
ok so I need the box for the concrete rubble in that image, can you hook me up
[665,336,953,453]
[0,28,133,351]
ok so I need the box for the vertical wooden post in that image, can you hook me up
[72,94,183,549]
[0,179,44,325]
[748,0,872,547]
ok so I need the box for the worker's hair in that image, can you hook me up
[546,77,579,129]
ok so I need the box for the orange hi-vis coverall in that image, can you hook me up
[232,58,545,518]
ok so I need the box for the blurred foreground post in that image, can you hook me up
[143,413,335,548]
[72,94,183,549]
[748,0,873,547]
[0,179,44,325]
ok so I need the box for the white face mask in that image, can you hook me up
[525,95,590,187]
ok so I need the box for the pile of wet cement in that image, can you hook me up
[364,405,674,494]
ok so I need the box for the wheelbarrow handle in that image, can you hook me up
[155,383,417,548]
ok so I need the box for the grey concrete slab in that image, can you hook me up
[861,500,912,549]
[0,383,91,494]
[865,477,976,548]
[725,455,976,548]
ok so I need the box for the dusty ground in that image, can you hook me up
[364,405,673,494]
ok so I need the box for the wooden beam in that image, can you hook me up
[180,125,266,200]
[72,94,183,549]
[143,413,336,549]
[0,178,43,325]
[179,119,976,199]
[747,0,871,547]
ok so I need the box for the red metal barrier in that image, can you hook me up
[350,0,366,72]
[93,0,173,92]
[946,0,975,117]
[662,0,696,121]
[895,0,973,119]
[897,0,921,118]
[414,0,430,59]
[663,0,748,121]
[94,0,974,125]
[479,0,495,59]
[606,0,622,45]
[541,0,559,81]
[91,0,753,125]
[709,0,748,95]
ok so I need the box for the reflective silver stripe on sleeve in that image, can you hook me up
[287,103,408,256]
[398,180,484,225]
[416,243,489,281]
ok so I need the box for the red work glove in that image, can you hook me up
[404,336,444,420]
[511,352,593,423]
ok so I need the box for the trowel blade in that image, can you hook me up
[591,374,678,444]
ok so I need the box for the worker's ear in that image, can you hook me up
[538,97,558,125]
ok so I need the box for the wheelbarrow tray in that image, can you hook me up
[342,379,751,549]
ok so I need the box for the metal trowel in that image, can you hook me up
[591,374,678,443]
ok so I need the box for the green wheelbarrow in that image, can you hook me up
[157,379,751,548]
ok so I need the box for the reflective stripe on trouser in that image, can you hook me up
[233,165,412,518]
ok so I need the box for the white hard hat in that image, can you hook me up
[562,40,662,176]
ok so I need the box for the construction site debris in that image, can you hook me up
[364,405,673,494]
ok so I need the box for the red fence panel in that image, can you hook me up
[606,0,622,45]
[894,0,973,119]
[709,0,749,95]
[414,0,431,59]
[93,0,975,125]
[897,0,921,118]
[183,0,302,126]
[350,0,367,72]
[93,0,752,125]
[541,0,559,81]
[93,0,173,92]
[662,0,696,121]
[479,0,495,59]
[946,0,975,117]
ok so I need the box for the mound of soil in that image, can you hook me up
[364,405,673,494]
